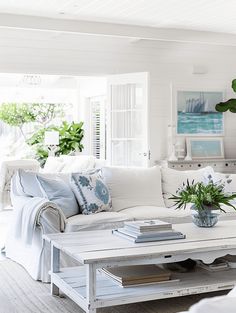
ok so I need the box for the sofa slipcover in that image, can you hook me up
[65,211,132,232]
[6,162,236,282]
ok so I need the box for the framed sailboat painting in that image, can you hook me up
[175,90,224,135]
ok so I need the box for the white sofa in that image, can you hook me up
[42,155,106,173]
[5,158,236,282]
[0,155,105,211]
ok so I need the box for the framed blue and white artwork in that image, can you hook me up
[186,137,224,159]
[176,90,224,135]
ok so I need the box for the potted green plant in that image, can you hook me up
[169,177,236,227]
[27,121,84,165]
[215,79,236,113]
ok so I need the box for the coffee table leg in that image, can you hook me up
[86,264,96,313]
[51,244,60,296]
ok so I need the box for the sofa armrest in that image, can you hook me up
[0,159,40,210]
[10,169,66,239]
[38,206,66,235]
[10,192,66,238]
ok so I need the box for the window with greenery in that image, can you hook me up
[0,102,84,164]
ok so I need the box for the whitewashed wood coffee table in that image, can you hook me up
[44,220,236,313]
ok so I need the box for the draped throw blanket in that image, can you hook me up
[10,172,66,244]
[13,197,65,244]
[5,172,66,282]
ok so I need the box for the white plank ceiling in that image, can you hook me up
[0,0,236,34]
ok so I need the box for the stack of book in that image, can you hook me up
[101,264,173,287]
[112,219,185,243]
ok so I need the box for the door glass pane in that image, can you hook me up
[130,111,143,138]
[112,110,143,139]
[127,140,142,167]
[112,112,126,138]
[134,85,143,109]
[111,141,127,166]
[108,73,148,167]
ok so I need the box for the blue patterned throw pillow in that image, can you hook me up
[71,171,112,214]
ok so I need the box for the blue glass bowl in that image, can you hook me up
[192,211,219,227]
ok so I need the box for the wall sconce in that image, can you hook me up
[44,131,59,157]
[192,65,207,75]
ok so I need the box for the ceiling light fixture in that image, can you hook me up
[22,75,42,86]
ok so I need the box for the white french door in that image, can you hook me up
[88,95,106,159]
[107,72,149,167]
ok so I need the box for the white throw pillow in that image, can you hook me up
[161,166,214,207]
[102,166,165,212]
[43,157,65,173]
[61,155,96,173]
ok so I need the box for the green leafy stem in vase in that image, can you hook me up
[215,79,236,113]
[169,176,236,213]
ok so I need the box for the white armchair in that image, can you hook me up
[0,158,40,211]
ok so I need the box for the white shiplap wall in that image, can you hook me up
[0,28,236,164]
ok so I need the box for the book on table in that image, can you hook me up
[101,264,172,287]
[112,229,185,243]
[124,220,172,233]
[113,219,185,243]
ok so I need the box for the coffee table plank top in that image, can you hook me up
[44,220,236,264]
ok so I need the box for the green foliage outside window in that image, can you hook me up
[0,102,84,163]
[0,103,35,139]
[0,102,66,138]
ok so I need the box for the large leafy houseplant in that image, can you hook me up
[169,177,236,227]
[215,79,236,113]
[27,121,84,164]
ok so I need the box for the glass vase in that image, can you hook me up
[191,206,219,227]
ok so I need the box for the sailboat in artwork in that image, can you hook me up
[178,91,223,134]
[184,92,209,113]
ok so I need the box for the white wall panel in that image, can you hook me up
[0,28,236,163]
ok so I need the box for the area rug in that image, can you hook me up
[0,259,227,313]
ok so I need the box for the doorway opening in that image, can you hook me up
[0,72,149,167]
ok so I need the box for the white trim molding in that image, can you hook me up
[1,13,236,46]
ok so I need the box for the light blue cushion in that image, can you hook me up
[37,175,79,218]
[71,171,112,215]
[16,169,44,197]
